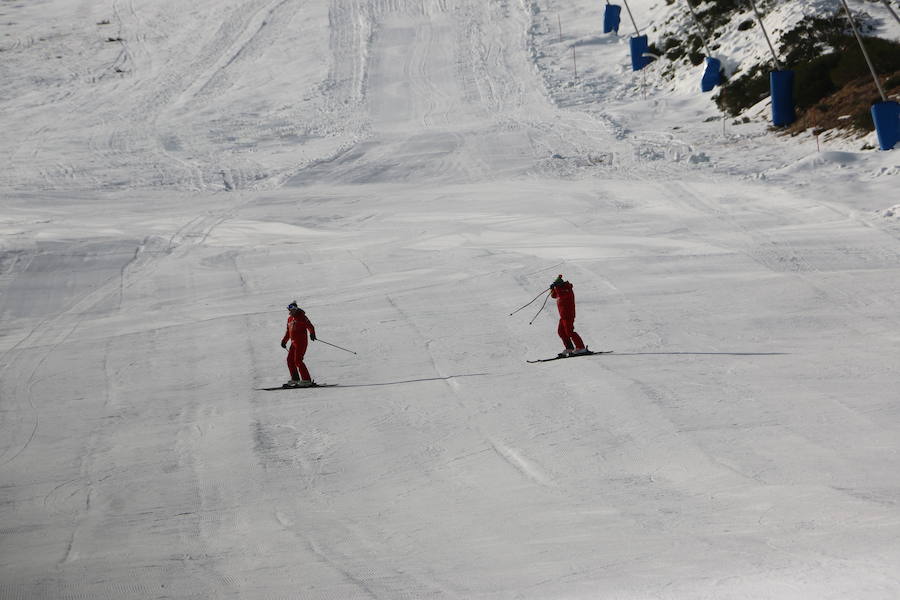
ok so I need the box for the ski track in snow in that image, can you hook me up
[2,0,900,598]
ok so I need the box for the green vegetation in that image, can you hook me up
[711,9,900,133]
[661,0,752,68]
[657,3,900,134]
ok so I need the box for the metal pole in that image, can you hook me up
[685,0,712,56]
[509,288,551,316]
[748,0,781,70]
[622,0,641,34]
[839,0,888,101]
[573,47,578,81]
[881,0,900,26]
[316,338,358,355]
[528,292,552,325]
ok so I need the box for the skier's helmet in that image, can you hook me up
[287,301,300,311]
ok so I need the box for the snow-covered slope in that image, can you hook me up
[0,0,371,192]
[2,1,900,598]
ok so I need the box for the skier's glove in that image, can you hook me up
[281,340,287,349]
[310,333,316,341]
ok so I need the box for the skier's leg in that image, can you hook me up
[286,345,300,380]
[297,359,312,382]
[557,319,574,349]
[570,328,585,350]
[296,342,313,382]
[563,317,587,353]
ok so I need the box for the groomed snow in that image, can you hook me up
[2,0,899,598]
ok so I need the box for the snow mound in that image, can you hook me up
[771,150,865,176]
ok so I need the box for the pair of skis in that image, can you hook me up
[261,351,613,389]
[258,383,338,391]
[511,290,613,363]
[526,350,613,363]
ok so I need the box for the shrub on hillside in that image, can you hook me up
[713,8,900,129]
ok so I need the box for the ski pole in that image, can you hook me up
[315,338,357,355]
[509,287,551,316]
[528,292,552,325]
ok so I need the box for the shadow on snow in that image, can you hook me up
[256,373,489,391]
[604,352,788,356]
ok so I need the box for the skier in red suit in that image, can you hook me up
[281,301,317,387]
[549,275,589,357]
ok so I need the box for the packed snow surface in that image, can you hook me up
[2,0,899,598]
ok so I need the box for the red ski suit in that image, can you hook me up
[550,281,585,350]
[282,312,316,381]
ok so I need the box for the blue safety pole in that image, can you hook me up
[686,0,720,91]
[871,101,899,150]
[770,70,796,127]
[839,0,894,149]
[621,0,652,71]
[701,56,722,92]
[630,35,652,71]
[603,3,622,34]
[748,0,795,126]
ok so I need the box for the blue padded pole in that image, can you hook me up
[603,4,622,34]
[871,101,899,150]
[770,70,796,127]
[630,35,652,71]
[701,57,722,92]
[686,0,720,91]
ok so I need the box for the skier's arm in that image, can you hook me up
[281,323,290,348]
[306,320,317,341]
